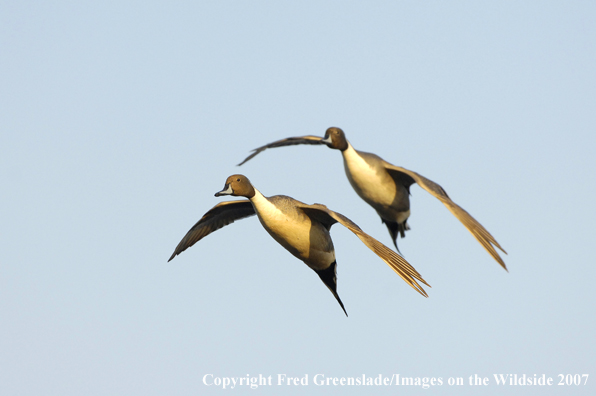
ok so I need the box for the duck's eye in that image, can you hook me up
[236,178,240,182]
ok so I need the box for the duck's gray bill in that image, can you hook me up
[215,184,233,197]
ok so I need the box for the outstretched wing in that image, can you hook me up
[237,135,325,166]
[300,204,430,297]
[383,163,508,270]
[168,200,256,262]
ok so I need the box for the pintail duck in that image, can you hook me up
[238,127,507,270]
[168,175,430,316]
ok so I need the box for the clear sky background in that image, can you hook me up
[1,1,595,395]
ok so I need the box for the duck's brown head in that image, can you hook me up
[321,127,349,151]
[215,174,256,198]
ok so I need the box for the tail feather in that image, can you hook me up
[314,261,348,317]
[382,219,409,254]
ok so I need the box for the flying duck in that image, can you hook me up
[168,174,430,316]
[238,127,507,270]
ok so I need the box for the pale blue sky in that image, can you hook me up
[1,1,595,395]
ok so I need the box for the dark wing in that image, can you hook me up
[301,204,430,297]
[237,135,325,166]
[168,200,256,262]
[383,162,508,270]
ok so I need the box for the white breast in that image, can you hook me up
[342,144,396,208]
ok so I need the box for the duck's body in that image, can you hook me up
[168,175,430,316]
[341,144,411,245]
[251,193,335,271]
[238,127,507,270]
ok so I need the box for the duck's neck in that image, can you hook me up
[341,141,354,154]
[248,187,268,208]
[341,142,363,164]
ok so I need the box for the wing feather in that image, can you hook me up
[168,200,255,261]
[384,163,507,270]
[237,135,324,166]
[301,204,430,297]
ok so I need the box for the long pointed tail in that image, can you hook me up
[315,261,348,317]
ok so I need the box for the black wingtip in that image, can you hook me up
[237,149,259,166]
[236,157,250,166]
